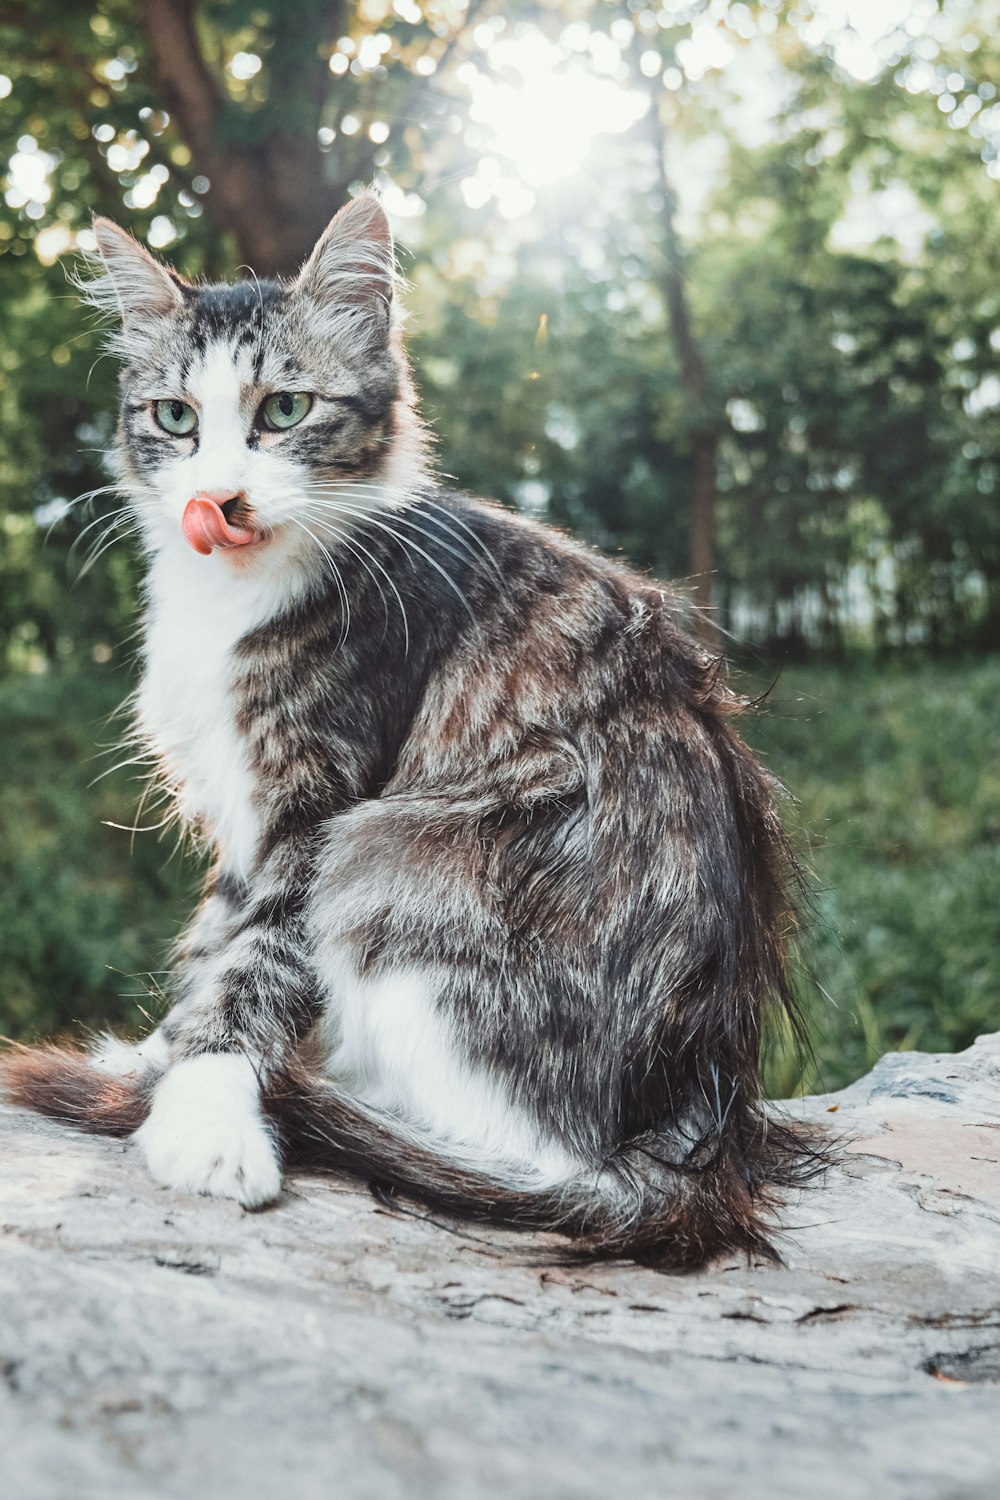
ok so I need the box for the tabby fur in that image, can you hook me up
[1,194,818,1267]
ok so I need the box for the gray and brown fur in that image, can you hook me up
[2,194,819,1268]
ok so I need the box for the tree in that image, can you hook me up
[644,74,719,642]
[700,10,1000,649]
[1,0,998,666]
[0,0,483,272]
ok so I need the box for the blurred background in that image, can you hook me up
[0,0,997,1093]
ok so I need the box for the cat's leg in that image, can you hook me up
[135,851,319,1208]
[89,870,245,1082]
[303,758,789,1265]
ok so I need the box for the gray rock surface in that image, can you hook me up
[2,1035,1000,1500]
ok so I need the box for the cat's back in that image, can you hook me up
[419,488,720,708]
[391,489,732,796]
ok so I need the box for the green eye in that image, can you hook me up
[261,391,313,431]
[154,399,198,436]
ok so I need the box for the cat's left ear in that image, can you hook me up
[90,217,187,326]
[294,193,394,338]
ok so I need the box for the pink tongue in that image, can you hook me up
[182,496,257,555]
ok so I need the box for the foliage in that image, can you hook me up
[412,233,692,573]
[0,0,477,275]
[1,1,999,665]
[747,654,1000,1093]
[701,30,1000,652]
[0,247,131,672]
[0,667,198,1041]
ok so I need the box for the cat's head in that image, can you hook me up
[87,194,425,573]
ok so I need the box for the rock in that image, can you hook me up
[2,1035,1000,1500]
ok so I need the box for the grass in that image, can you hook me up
[1,656,997,1096]
[740,655,1000,1094]
[0,668,198,1042]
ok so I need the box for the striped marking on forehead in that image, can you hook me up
[186,339,256,424]
[182,279,286,386]
[188,280,283,345]
[183,336,320,414]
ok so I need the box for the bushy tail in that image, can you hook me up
[1,1044,821,1268]
[1,1042,154,1137]
[267,1064,820,1267]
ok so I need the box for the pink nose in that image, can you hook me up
[181,491,257,555]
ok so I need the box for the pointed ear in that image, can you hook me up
[90,217,185,324]
[294,194,394,335]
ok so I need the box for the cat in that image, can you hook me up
[2,193,816,1267]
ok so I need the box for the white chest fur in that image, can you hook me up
[138,547,290,878]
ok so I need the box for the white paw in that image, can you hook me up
[135,1054,282,1209]
[90,1028,171,1078]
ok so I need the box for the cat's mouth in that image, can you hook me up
[181,493,264,556]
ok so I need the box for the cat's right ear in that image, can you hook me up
[88,218,186,326]
[294,193,394,344]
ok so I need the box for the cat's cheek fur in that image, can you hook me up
[135,1054,282,1208]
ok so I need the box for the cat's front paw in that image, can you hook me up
[135,1053,282,1209]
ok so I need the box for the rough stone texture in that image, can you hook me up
[2,1036,1000,1500]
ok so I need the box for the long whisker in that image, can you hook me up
[297,507,380,621]
[64,489,117,517]
[76,513,141,579]
[299,506,411,656]
[46,482,123,534]
[287,516,352,649]
[299,495,477,625]
[68,502,133,557]
[305,487,483,578]
[304,479,504,584]
[63,477,156,521]
[409,493,505,586]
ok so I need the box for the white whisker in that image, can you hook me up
[76,514,141,579]
[287,516,352,649]
[300,506,411,655]
[68,503,131,556]
[298,494,477,625]
[306,486,484,577]
[302,477,504,585]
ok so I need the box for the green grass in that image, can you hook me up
[2,657,997,1096]
[0,669,198,1042]
[741,656,1000,1094]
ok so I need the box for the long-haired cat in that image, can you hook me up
[2,194,814,1267]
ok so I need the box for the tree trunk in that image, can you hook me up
[138,0,362,275]
[135,0,483,277]
[646,83,720,650]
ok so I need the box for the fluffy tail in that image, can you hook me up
[1,1042,154,1137]
[267,1064,820,1267]
[1,1044,820,1268]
